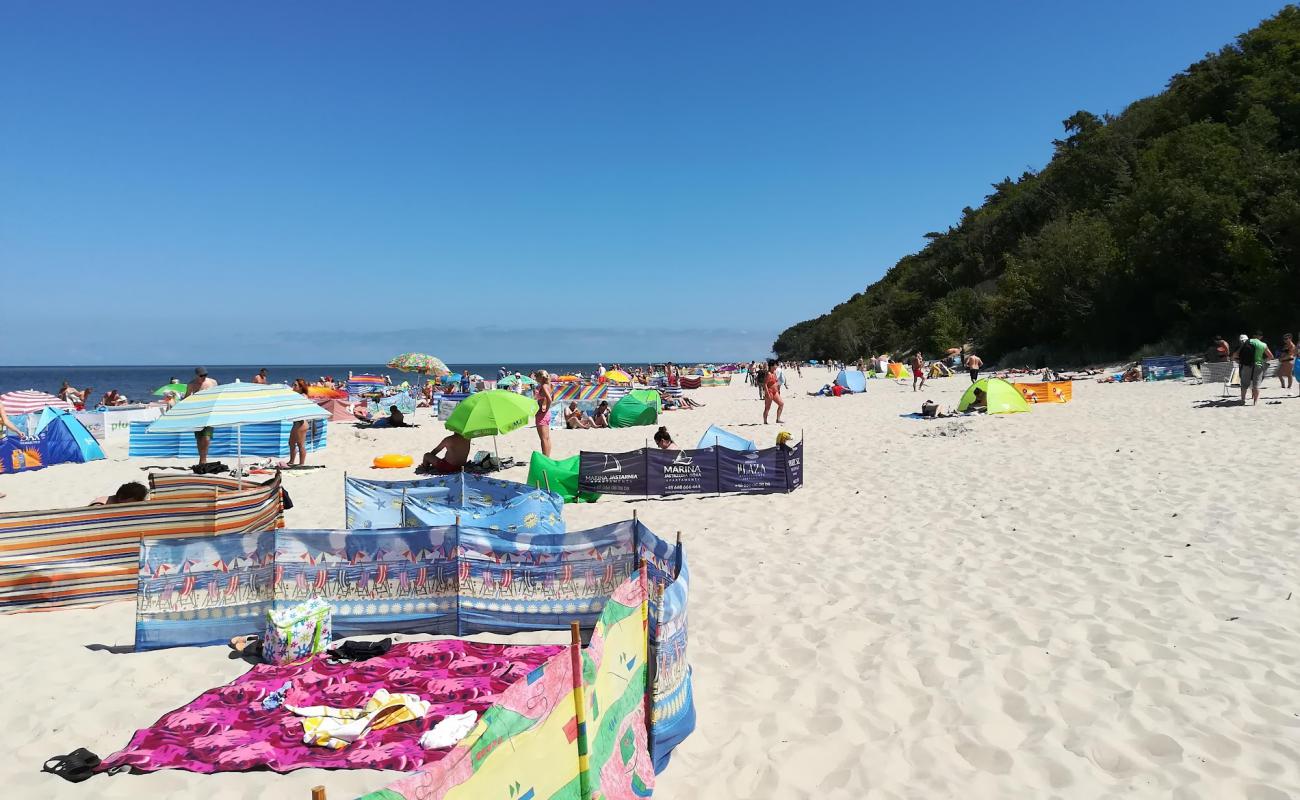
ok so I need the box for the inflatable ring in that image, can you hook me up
[373,453,413,469]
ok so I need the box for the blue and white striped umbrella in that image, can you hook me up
[146,383,329,433]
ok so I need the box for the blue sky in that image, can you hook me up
[0,1,1288,365]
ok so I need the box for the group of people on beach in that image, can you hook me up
[1208,332,1300,406]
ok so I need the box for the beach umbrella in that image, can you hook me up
[146,383,329,484]
[497,374,537,388]
[445,389,538,466]
[554,374,581,382]
[153,383,188,397]
[601,369,631,384]
[445,390,537,438]
[0,390,73,415]
[387,353,450,376]
[439,373,463,384]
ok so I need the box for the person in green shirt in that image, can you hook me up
[1237,332,1273,406]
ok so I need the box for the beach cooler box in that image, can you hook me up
[264,597,332,665]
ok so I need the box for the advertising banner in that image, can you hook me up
[646,447,718,495]
[717,445,785,494]
[581,444,804,497]
[578,448,647,495]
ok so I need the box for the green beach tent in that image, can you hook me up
[527,451,600,503]
[609,390,660,428]
[957,377,1031,414]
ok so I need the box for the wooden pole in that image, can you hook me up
[570,620,592,800]
[311,786,326,800]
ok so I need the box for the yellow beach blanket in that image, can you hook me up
[286,689,431,749]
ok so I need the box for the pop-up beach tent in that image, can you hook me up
[886,363,911,379]
[696,424,756,451]
[527,452,600,503]
[609,390,660,428]
[834,369,866,393]
[958,378,1031,414]
[36,408,106,464]
[0,408,105,474]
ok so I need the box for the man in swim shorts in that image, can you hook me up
[1237,333,1272,406]
[185,367,218,465]
[421,432,472,474]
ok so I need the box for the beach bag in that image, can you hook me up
[264,598,332,665]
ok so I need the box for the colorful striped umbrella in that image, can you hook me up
[386,353,450,376]
[146,383,329,484]
[0,390,73,415]
[147,383,329,433]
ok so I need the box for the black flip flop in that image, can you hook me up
[43,748,100,783]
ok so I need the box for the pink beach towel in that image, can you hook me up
[98,640,563,775]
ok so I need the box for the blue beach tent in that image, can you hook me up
[834,369,866,393]
[37,408,105,464]
[697,424,756,452]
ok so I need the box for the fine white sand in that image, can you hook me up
[1,372,1298,799]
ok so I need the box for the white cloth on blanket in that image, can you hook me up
[419,710,478,749]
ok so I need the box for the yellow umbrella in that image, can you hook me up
[602,369,632,384]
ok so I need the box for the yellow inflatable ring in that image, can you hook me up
[373,453,413,469]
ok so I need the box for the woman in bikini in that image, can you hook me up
[533,370,553,457]
[288,378,310,466]
[1278,333,1295,390]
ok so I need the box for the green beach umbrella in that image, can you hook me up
[445,389,539,468]
[445,390,539,439]
[497,374,537,388]
[153,383,187,396]
[387,353,450,376]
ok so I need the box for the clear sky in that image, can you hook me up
[0,1,1289,365]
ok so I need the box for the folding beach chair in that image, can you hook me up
[1201,361,1236,397]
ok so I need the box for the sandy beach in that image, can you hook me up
[2,371,1298,799]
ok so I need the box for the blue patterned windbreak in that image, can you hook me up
[344,474,564,534]
[133,517,695,770]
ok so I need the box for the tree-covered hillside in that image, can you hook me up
[773,6,1300,365]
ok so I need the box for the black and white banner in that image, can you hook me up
[579,442,804,496]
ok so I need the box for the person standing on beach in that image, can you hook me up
[911,352,927,391]
[763,359,784,424]
[185,367,217,465]
[1277,334,1295,390]
[1238,333,1272,406]
[288,378,310,466]
[1212,336,1231,362]
[964,353,983,383]
[533,370,553,457]
[0,399,31,499]
[252,368,268,385]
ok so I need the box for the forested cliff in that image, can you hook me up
[773,7,1300,365]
